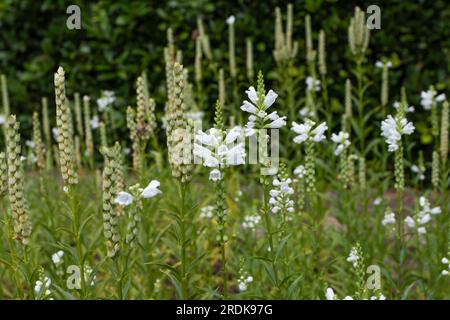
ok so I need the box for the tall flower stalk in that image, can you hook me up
[348,7,370,154]
[381,101,414,297]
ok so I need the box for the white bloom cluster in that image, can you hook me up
[51,250,64,266]
[331,131,351,156]
[375,60,392,68]
[380,115,415,152]
[240,86,286,131]
[84,264,96,286]
[194,127,246,181]
[291,119,328,144]
[242,214,261,229]
[393,101,414,113]
[97,90,115,112]
[404,196,441,234]
[226,15,235,25]
[293,165,306,179]
[382,209,396,227]
[237,275,253,292]
[114,180,162,205]
[269,176,294,214]
[90,115,100,129]
[306,76,321,92]
[200,205,214,219]
[373,197,382,206]
[52,127,59,141]
[420,89,446,110]
[346,246,361,268]
[34,275,52,298]
[441,257,450,276]
[234,189,243,202]
[411,164,425,181]
[299,107,315,118]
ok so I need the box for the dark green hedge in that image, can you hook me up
[0,0,449,138]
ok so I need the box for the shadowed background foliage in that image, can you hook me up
[0,0,449,142]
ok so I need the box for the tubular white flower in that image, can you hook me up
[194,127,246,169]
[331,131,350,156]
[381,115,414,152]
[226,15,235,25]
[291,119,328,144]
[141,180,162,198]
[305,76,321,92]
[114,191,134,206]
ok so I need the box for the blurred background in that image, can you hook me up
[0,0,449,144]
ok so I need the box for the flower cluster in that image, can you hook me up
[240,76,287,131]
[441,257,450,276]
[194,127,246,181]
[291,119,328,144]
[242,214,261,229]
[331,131,351,156]
[411,164,425,181]
[347,245,362,268]
[306,76,321,92]
[380,115,415,152]
[34,274,52,299]
[200,205,214,219]
[96,90,115,112]
[393,101,414,113]
[114,180,162,206]
[404,196,441,234]
[375,60,392,69]
[51,250,64,266]
[269,176,294,214]
[420,88,446,110]
[382,207,396,228]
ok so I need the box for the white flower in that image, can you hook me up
[373,197,382,206]
[306,76,321,92]
[346,246,360,268]
[442,270,449,276]
[380,115,414,152]
[375,60,392,68]
[238,282,247,292]
[417,227,426,234]
[269,176,294,214]
[200,206,214,219]
[90,115,100,129]
[421,88,446,110]
[404,216,416,228]
[343,296,354,300]
[226,15,235,25]
[97,90,115,112]
[242,214,261,229]
[241,87,285,130]
[393,101,414,113]
[331,131,350,156]
[299,107,315,118]
[294,165,306,179]
[51,250,64,266]
[382,211,396,226]
[25,140,35,149]
[141,180,162,198]
[209,168,222,181]
[291,119,328,144]
[326,288,335,300]
[114,191,133,206]
[0,114,5,125]
[441,257,449,264]
[52,127,59,141]
[194,127,246,169]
